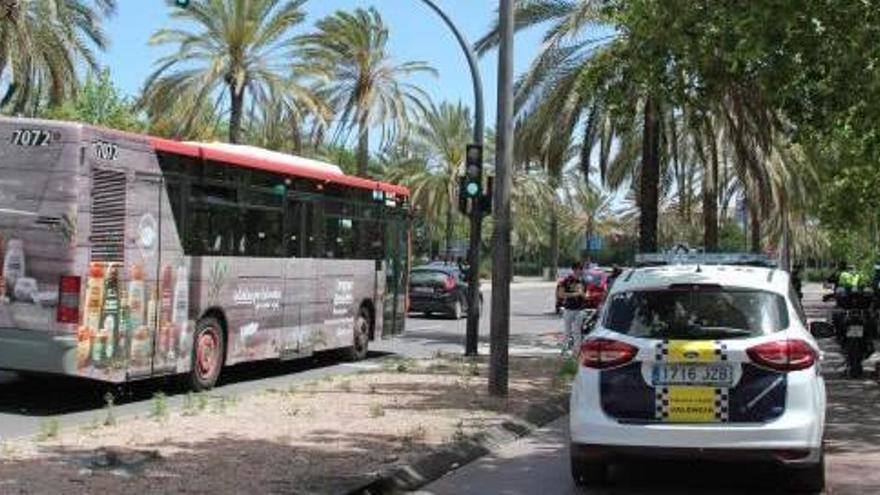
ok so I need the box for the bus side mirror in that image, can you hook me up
[809,320,835,339]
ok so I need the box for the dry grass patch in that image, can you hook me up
[0,355,567,494]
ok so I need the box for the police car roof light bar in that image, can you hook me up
[634,252,778,268]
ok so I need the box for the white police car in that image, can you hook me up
[570,254,833,492]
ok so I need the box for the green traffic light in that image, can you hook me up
[466,182,480,197]
[175,0,190,7]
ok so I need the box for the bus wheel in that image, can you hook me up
[187,317,225,391]
[347,309,370,362]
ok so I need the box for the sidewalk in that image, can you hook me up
[802,283,880,495]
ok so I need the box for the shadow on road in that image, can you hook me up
[0,350,392,417]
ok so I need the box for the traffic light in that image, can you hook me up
[458,144,483,215]
[464,144,483,199]
[174,0,190,7]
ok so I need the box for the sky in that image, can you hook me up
[99,0,546,127]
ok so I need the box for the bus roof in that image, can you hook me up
[0,116,409,198]
[151,137,409,198]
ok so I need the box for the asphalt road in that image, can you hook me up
[0,282,559,440]
[417,283,880,495]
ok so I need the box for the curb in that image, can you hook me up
[344,392,570,495]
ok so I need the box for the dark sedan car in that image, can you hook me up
[409,264,482,319]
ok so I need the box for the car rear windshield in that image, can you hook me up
[603,287,789,339]
[583,272,604,285]
[410,270,450,285]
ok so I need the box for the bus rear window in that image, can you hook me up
[603,288,789,339]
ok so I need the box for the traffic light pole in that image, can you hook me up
[418,0,484,357]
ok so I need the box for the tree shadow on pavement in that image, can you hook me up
[0,433,415,494]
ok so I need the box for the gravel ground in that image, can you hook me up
[0,354,569,495]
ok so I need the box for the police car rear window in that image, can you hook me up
[603,287,789,339]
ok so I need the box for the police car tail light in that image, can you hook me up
[580,338,638,369]
[747,340,817,372]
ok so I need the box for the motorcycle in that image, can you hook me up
[830,288,877,378]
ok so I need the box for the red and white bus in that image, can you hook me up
[0,117,410,390]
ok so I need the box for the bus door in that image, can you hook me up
[122,171,164,379]
[382,218,407,336]
[281,196,316,358]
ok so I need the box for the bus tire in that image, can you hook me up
[187,317,225,391]
[347,308,370,362]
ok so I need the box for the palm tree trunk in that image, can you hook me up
[444,186,455,259]
[580,106,596,187]
[357,112,370,177]
[703,126,719,252]
[228,84,244,144]
[549,206,559,280]
[639,96,661,253]
[750,201,762,253]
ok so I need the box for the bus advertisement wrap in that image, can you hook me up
[0,117,411,389]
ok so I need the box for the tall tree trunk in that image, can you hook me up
[750,201,762,253]
[357,112,370,177]
[703,126,719,252]
[549,206,559,280]
[444,188,455,260]
[548,171,561,279]
[780,192,791,271]
[228,83,244,144]
[639,96,661,253]
[580,106,596,188]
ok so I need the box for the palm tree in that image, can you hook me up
[141,0,317,144]
[0,0,117,113]
[412,102,472,255]
[296,7,436,177]
[477,2,672,252]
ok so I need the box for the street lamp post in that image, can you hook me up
[417,0,485,357]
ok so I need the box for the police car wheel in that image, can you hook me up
[570,452,606,487]
[786,454,825,493]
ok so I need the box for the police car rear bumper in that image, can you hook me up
[569,443,822,466]
[570,368,825,460]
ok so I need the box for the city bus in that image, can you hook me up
[0,116,410,390]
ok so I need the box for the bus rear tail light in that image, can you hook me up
[747,340,817,372]
[443,275,456,292]
[56,275,81,324]
[579,338,638,369]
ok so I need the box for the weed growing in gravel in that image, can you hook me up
[383,357,416,373]
[182,392,210,416]
[150,392,169,422]
[368,383,377,394]
[369,403,386,418]
[462,360,480,377]
[552,356,578,389]
[79,416,102,436]
[1,440,19,458]
[103,392,117,426]
[453,420,467,443]
[36,418,60,442]
[212,394,239,415]
[182,392,197,416]
[400,424,427,448]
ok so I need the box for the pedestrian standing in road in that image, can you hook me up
[557,263,588,353]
